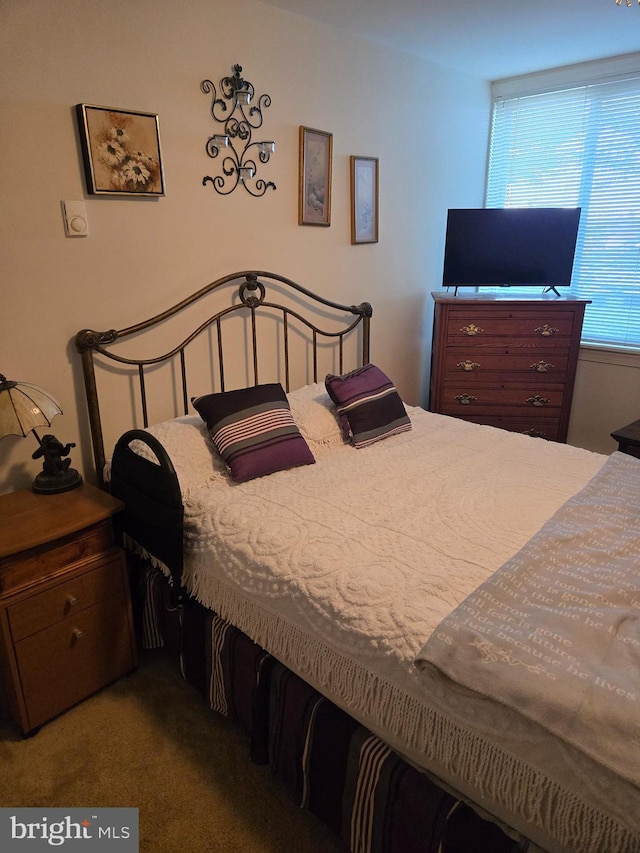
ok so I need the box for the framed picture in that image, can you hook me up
[298,126,332,226]
[76,104,166,196]
[350,156,379,244]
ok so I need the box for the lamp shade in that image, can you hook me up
[0,375,63,440]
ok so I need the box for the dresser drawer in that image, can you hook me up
[7,554,125,642]
[444,309,578,342]
[439,384,564,417]
[442,347,569,380]
[457,414,561,441]
[14,594,136,730]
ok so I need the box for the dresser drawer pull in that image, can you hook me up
[455,393,477,405]
[534,324,560,337]
[71,628,84,641]
[460,324,483,336]
[457,360,480,371]
[523,428,547,438]
[530,360,555,373]
[526,395,549,407]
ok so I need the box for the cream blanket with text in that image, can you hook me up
[415,450,640,787]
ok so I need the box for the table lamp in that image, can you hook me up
[0,374,82,494]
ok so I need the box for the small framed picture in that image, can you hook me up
[350,156,379,244]
[76,104,166,196]
[299,126,332,226]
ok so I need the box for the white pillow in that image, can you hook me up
[286,382,346,454]
[129,414,228,492]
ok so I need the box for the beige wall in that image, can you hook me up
[569,348,640,455]
[8,2,635,494]
[0,0,490,492]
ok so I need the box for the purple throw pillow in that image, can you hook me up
[192,384,315,482]
[325,364,411,448]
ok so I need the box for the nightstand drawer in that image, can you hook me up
[14,594,135,730]
[8,554,125,642]
[0,521,114,597]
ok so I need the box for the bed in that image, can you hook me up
[75,270,640,853]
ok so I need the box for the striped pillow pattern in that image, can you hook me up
[325,364,412,448]
[192,384,315,482]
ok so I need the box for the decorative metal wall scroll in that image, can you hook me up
[201,64,276,197]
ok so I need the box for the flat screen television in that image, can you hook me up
[442,207,581,290]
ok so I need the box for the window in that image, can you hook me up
[486,57,640,349]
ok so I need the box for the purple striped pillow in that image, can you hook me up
[325,364,411,448]
[192,384,315,482]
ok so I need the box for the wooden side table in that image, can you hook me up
[0,483,137,735]
[611,419,640,459]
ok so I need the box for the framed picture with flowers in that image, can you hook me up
[76,104,166,196]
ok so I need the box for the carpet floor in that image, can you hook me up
[0,651,345,852]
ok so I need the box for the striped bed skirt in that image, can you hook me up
[135,558,522,853]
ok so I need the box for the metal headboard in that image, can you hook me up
[75,270,372,485]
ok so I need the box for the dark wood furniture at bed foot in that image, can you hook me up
[0,484,137,735]
[611,418,640,458]
[429,292,589,441]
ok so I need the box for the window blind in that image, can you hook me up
[486,73,640,349]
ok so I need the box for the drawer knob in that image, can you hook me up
[530,360,555,373]
[455,393,477,405]
[534,324,559,337]
[526,395,549,407]
[67,595,77,607]
[72,628,84,640]
[460,323,483,336]
[457,360,480,371]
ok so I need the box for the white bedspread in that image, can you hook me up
[185,408,605,664]
[160,408,639,852]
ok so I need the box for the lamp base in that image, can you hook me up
[32,468,83,495]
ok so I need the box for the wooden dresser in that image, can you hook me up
[0,483,137,735]
[429,293,590,442]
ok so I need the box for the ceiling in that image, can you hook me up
[259,0,640,80]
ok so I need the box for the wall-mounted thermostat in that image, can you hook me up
[61,200,89,237]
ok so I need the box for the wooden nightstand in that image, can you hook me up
[611,418,640,459]
[0,483,137,735]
